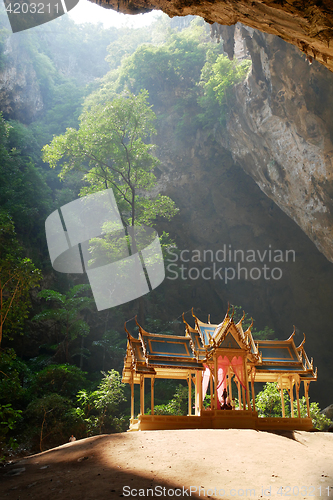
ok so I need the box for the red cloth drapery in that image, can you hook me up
[202,366,210,401]
[230,355,246,390]
[202,355,246,403]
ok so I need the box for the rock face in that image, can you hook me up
[145,28,333,407]
[89,0,333,73]
[322,404,333,420]
[223,26,333,263]
[0,37,43,123]
[153,82,333,407]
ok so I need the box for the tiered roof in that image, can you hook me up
[122,308,317,383]
[254,330,317,382]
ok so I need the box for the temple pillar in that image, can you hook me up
[279,376,285,418]
[140,375,144,415]
[151,377,155,416]
[188,373,192,416]
[242,386,246,410]
[296,379,301,418]
[251,368,256,412]
[227,366,232,401]
[210,369,214,410]
[289,378,294,418]
[244,358,251,410]
[304,381,311,418]
[237,380,242,409]
[197,370,203,415]
[130,372,134,420]
[214,355,218,410]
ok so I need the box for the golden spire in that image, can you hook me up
[287,325,296,341]
[297,333,306,350]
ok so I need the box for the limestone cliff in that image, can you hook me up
[147,29,333,405]
[0,37,43,123]
[154,109,333,406]
[89,0,333,74]
[222,26,333,263]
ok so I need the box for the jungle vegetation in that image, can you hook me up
[0,11,325,460]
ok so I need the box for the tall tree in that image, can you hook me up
[33,285,93,363]
[42,90,178,228]
[0,212,41,346]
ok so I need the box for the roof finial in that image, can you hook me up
[226,302,230,318]
[182,312,191,335]
[287,325,296,341]
[208,314,211,324]
[297,333,306,349]
[246,318,254,332]
[124,321,131,337]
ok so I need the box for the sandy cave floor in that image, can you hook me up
[1,429,333,500]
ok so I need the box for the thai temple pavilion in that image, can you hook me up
[122,307,317,432]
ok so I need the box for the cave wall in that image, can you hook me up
[150,35,333,406]
[155,118,333,407]
[223,25,333,264]
[0,37,43,123]
[90,0,333,74]
[1,17,332,405]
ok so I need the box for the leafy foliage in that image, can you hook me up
[151,384,189,416]
[255,382,331,430]
[32,364,89,399]
[76,370,127,434]
[25,393,79,452]
[0,404,22,458]
[198,51,251,127]
[0,116,52,245]
[256,382,289,418]
[0,214,42,345]
[43,90,178,228]
[33,285,93,363]
[92,330,126,372]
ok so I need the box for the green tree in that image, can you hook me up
[42,90,178,228]
[32,364,89,399]
[198,52,251,127]
[25,393,79,452]
[151,384,189,416]
[255,382,331,430]
[256,382,289,418]
[92,330,126,372]
[76,370,126,435]
[292,397,331,430]
[0,116,51,246]
[33,285,93,363]
[0,404,22,458]
[0,213,41,345]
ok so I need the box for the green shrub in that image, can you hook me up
[76,370,127,435]
[256,382,332,430]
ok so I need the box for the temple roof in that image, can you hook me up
[253,331,317,382]
[122,309,317,383]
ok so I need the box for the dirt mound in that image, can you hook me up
[1,429,333,499]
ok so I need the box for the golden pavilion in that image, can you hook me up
[122,307,317,431]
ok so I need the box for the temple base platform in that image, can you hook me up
[128,410,313,432]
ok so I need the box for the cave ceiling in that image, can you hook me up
[89,0,333,72]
